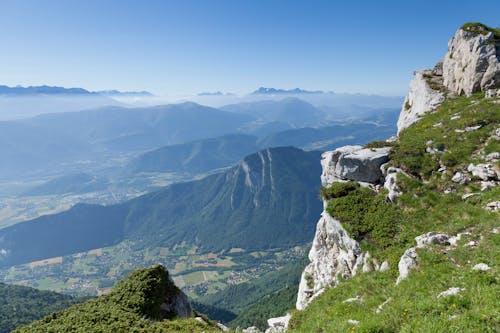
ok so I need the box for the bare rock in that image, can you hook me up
[396,247,418,284]
[472,263,491,271]
[415,232,451,248]
[437,287,466,299]
[296,210,368,310]
[375,297,393,314]
[467,163,498,180]
[451,171,471,184]
[321,146,390,186]
[265,314,291,333]
[343,296,363,303]
[397,70,445,134]
[379,261,390,272]
[485,201,500,212]
[443,25,500,96]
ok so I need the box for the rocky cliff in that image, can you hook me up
[295,22,500,317]
[397,23,499,134]
[296,146,390,310]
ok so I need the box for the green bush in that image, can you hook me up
[321,181,359,200]
[326,186,401,248]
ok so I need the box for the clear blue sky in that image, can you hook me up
[0,0,498,96]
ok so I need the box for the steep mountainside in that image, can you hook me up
[0,283,87,333]
[0,147,322,268]
[127,118,397,176]
[288,23,499,332]
[126,134,259,174]
[0,102,253,177]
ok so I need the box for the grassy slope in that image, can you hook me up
[289,93,500,332]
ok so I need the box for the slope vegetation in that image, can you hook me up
[0,283,87,333]
[289,93,499,332]
[14,265,215,333]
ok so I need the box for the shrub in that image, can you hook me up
[321,181,359,200]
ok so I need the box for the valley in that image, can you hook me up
[0,240,308,300]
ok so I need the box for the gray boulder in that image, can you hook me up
[321,145,390,185]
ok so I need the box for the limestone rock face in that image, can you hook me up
[397,69,445,134]
[443,26,500,96]
[296,210,368,310]
[321,146,390,186]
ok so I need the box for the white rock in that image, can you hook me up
[466,240,478,248]
[296,210,368,310]
[375,297,393,314]
[443,26,500,96]
[383,166,403,202]
[321,146,390,186]
[455,129,465,133]
[343,296,363,303]
[472,263,491,271]
[347,320,360,325]
[265,314,291,333]
[216,323,230,332]
[465,125,482,132]
[433,122,443,127]
[485,152,500,161]
[451,115,461,120]
[467,163,498,180]
[243,327,261,333]
[485,201,500,212]
[396,247,418,284]
[461,193,479,200]
[415,232,451,248]
[195,317,206,324]
[448,232,471,247]
[379,261,390,272]
[397,70,445,134]
[480,181,496,191]
[485,88,500,98]
[451,171,471,184]
[437,287,465,299]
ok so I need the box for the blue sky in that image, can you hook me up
[0,0,498,96]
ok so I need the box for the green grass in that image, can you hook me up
[289,93,500,332]
[391,93,500,178]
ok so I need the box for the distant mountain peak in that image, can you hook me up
[0,85,153,97]
[96,90,153,97]
[0,85,93,95]
[251,87,325,95]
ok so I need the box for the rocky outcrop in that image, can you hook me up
[383,166,403,202]
[265,314,291,333]
[296,211,369,310]
[398,24,500,134]
[397,68,445,134]
[296,147,388,310]
[396,232,454,284]
[321,146,390,185]
[160,287,193,319]
[443,24,500,96]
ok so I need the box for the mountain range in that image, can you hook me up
[0,147,323,268]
